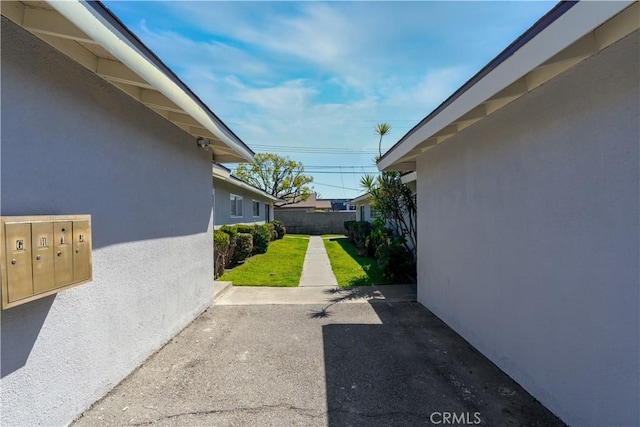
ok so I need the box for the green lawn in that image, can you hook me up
[220,234,309,286]
[323,236,387,287]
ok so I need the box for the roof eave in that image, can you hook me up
[378,1,638,171]
[1,0,254,163]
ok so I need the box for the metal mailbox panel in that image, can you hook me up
[32,222,55,294]
[54,221,73,287]
[72,220,91,282]
[4,222,34,302]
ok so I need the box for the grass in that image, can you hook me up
[220,234,309,286]
[323,235,387,287]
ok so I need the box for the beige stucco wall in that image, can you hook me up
[1,20,214,426]
[415,32,639,426]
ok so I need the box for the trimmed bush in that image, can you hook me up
[236,224,254,234]
[252,225,271,255]
[213,230,230,278]
[271,220,286,239]
[233,233,253,264]
[219,225,238,268]
[263,222,277,242]
[220,224,238,237]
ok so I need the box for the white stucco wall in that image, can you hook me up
[415,32,639,426]
[213,179,274,227]
[1,21,214,426]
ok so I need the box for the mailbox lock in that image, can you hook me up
[11,259,16,265]
[36,255,41,261]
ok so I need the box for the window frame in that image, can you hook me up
[230,194,244,218]
[252,200,261,218]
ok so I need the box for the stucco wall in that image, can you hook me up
[354,201,375,223]
[213,179,274,227]
[1,21,214,426]
[415,32,639,426]
[274,211,356,235]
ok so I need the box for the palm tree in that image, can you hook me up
[375,122,391,158]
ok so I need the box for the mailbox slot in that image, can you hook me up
[54,221,73,287]
[32,222,55,294]
[72,220,91,282]
[1,215,92,309]
[4,222,33,302]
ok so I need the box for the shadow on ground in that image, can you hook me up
[317,289,565,426]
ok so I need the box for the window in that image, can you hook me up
[230,194,243,217]
[252,200,260,217]
[370,206,380,219]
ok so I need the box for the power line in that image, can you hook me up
[313,181,360,191]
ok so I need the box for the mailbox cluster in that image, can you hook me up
[1,215,92,309]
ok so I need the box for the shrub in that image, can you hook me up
[375,235,416,283]
[252,225,271,255]
[219,225,238,268]
[236,224,254,234]
[344,221,371,255]
[233,233,253,264]
[220,224,238,237]
[263,222,277,241]
[365,218,388,257]
[213,230,230,278]
[271,220,286,239]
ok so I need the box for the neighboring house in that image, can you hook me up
[378,2,639,426]
[276,193,332,212]
[212,163,281,227]
[349,193,379,222]
[329,199,356,212]
[0,2,253,426]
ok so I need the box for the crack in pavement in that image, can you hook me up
[129,403,324,425]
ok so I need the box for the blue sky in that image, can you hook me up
[104,1,555,199]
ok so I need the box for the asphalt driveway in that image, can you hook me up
[73,298,564,426]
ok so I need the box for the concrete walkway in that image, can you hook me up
[215,284,417,305]
[298,236,338,287]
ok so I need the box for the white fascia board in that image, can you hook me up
[349,193,371,204]
[212,163,231,179]
[48,0,254,163]
[401,172,417,184]
[378,1,634,171]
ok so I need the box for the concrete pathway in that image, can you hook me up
[215,284,417,305]
[298,236,338,287]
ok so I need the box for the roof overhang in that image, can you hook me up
[1,0,255,164]
[212,164,282,203]
[378,1,639,171]
[349,193,371,204]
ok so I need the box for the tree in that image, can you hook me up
[361,122,417,255]
[375,122,391,158]
[235,153,313,202]
[360,172,417,255]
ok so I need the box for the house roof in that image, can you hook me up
[378,1,639,171]
[1,0,254,164]
[349,193,371,204]
[277,193,332,210]
[212,164,282,203]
